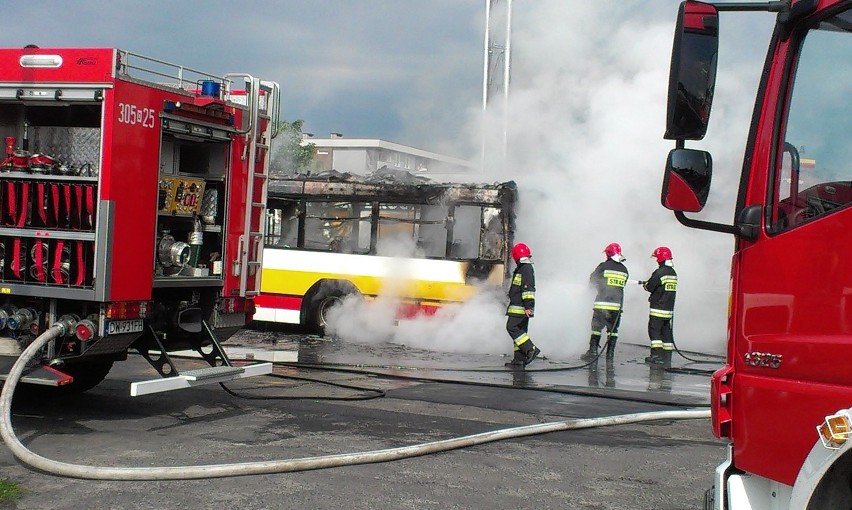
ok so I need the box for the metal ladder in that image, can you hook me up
[225,75,280,297]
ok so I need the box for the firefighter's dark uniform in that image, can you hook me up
[643,262,678,365]
[505,258,540,366]
[583,258,628,361]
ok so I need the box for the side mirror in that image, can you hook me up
[664,1,719,140]
[662,148,712,212]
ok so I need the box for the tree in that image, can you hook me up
[269,119,315,176]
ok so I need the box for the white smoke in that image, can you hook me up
[326,288,507,354]
[464,1,772,357]
[325,232,506,352]
[326,1,774,360]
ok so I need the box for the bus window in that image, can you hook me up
[304,201,360,253]
[265,199,299,247]
[450,206,481,259]
[354,202,373,254]
[414,204,448,258]
[481,207,504,261]
[377,204,416,255]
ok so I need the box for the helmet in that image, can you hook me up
[511,242,531,262]
[604,243,622,258]
[652,246,673,263]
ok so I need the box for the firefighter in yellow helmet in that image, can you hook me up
[504,242,541,368]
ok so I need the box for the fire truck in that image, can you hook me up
[0,47,277,396]
[661,1,852,508]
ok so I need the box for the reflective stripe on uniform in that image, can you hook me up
[662,343,674,351]
[512,274,523,285]
[594,301,622,311]
[650,308,673,318]
[650,340,664,348]
[507,305,527,316]
[513,333,531,347]
[521,291,535,300]
[603,270,628,287]
[661,275,677,291]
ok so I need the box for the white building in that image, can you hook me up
[303,135,477,180]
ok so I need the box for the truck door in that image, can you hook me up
[733,10,852,485]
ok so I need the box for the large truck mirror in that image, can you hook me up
[664,0,719,140]
[661,148,712,212]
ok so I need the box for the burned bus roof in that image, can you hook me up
[268,168,517,206]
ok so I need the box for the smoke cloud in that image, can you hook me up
[326,1,774,360]
[467,1,772,357]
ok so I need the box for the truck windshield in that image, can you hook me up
[771,8,852,231]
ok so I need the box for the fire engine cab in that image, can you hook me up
[661,1,852,508]
[0,47,277,395]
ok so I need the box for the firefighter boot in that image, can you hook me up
[525,345,541,365]
[644,347,665,365]
[505,350,525,368]
[605,335,617,361]
[580,336,599,362]
[662,349,673,367]
[519,341,540,366]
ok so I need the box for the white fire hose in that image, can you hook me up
[1,326,710,480]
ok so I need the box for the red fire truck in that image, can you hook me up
[0,47,277,396]
[661,1,852,508]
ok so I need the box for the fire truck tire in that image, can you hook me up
[55,360,114,394]
[306,281,359,335]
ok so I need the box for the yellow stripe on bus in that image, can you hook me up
[261,268,480,302]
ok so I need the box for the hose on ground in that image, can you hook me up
[277,361,710,407]
[1,327,709,481]
[220,371,386,401]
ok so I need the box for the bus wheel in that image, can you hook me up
[306,283,357,335]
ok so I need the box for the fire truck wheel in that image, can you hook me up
[55,360,114,394]
[306,281,359,335]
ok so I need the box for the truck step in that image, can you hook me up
[129,362,272,396]
[181,365,245,381]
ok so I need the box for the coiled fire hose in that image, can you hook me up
[1,325,710,480]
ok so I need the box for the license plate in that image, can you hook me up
[107,319,144,335]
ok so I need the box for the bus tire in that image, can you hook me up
[306,281,358,335]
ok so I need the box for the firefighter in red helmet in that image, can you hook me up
[640,246,678,366]
[504,242,542,368]
[582,242,628,362]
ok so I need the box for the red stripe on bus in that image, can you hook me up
[255,294,303,311]
[397,302,441,319]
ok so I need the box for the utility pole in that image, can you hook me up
[482,0,513,175]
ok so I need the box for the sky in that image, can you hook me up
[5,1,777,358]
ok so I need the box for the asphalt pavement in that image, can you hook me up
[0,330,727,510]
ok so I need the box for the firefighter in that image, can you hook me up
[504,242,541,368]
[581,242,628,362]
[640,246,678,366]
